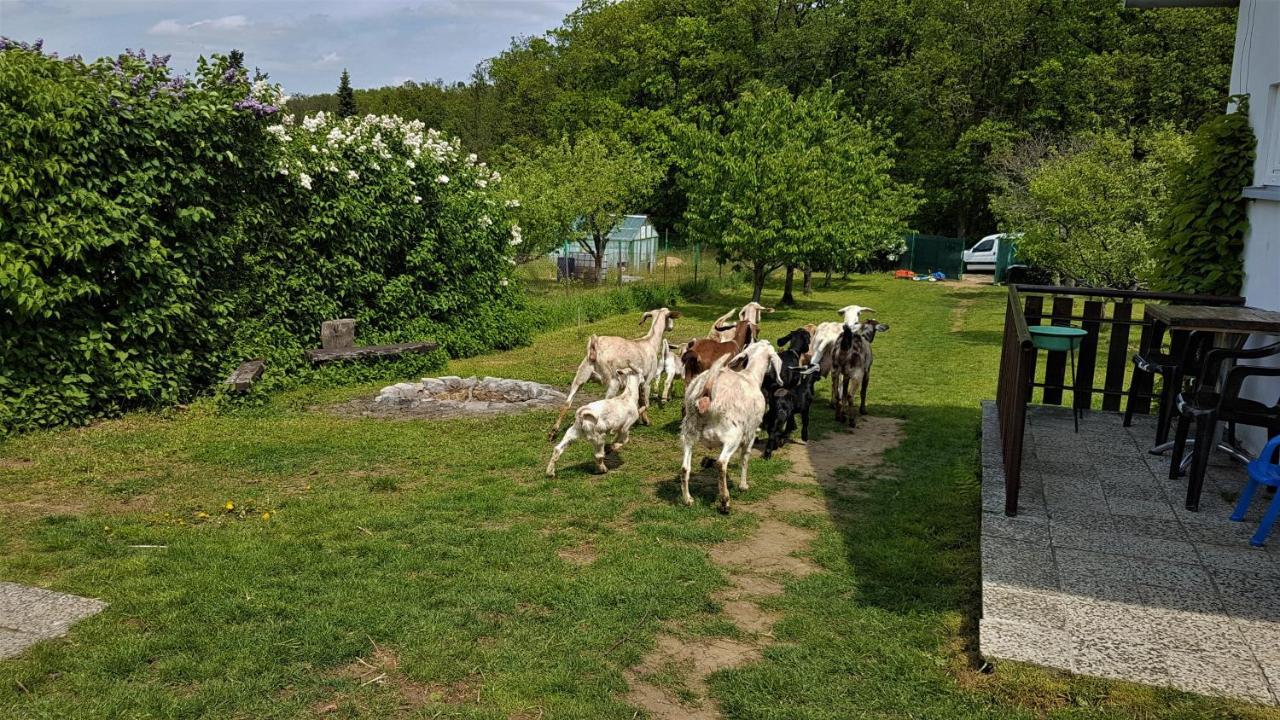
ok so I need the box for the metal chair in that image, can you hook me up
[1169,340,1280,511]
[1230,436,1280,547]
[1124,331,1213,447]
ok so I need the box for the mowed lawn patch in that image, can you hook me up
[2,274,1276,719]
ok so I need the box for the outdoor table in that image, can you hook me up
[1142,303,1280,469]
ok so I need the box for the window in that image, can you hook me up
[971,238,995,253]
[1263,82,1280,186]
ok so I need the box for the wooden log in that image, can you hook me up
[321,319,356,350]
[306,341,438,365]
[223,359,265,392]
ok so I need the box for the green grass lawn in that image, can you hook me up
[2,274,1276,719]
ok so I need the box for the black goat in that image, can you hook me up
[762,328,819,459]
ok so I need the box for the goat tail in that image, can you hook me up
[693,353,733,415]
[576,408,599,434]
[587,335,600,363]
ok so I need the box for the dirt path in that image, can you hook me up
[623,416,905,718]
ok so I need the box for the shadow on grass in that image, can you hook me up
[813,402,985,665]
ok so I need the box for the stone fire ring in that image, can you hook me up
[374,375,567,416]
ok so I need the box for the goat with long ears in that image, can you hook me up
[679,340,782,514]
[548,307,680,440]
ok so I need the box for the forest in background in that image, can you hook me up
[286,0,1237,241]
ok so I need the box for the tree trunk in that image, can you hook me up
[780,265,797,306]
[751,262,768,303]
[802,265,813,295]
[592,235,605,283]
[823,267,833,287]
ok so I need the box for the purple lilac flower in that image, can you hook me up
[130,74,144,91]
[33,38,43,52]
[233,97,279,116]
[221,68,239,84]
[149,53,170,69]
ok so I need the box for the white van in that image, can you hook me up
[963,233,1015,272]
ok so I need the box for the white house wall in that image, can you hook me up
[1231,0,1280,454]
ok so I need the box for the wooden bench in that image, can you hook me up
[305,319,438,365]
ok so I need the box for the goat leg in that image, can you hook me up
[550,358,595,440]
[679,443,695,506]
[860,367,870,415]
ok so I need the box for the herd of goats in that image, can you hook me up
[544,302,889,513]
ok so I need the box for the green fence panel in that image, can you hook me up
[904,234,965,278]
[993,238,1018,283]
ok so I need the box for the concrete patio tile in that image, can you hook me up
[1107,496,1179,521]
[1112,515,1188,542]
[1232,618,1280,665]
[1196,543,1280,577]
[981,403,1278,704]
[1054,548,1210,592]
[1049,525,1194,563]
[982,535,1058,590]
[981,617,1073,668]
[983,583,1069,629]
[1100,477,1166,502]
[1213,571,1280,623]
[982,513,1050,545]
[1058,576,1145,604]
[1138,583,1227,616]
[1069,629,1170,686]
[1165,648,1276,705]
[983,482,1047,518]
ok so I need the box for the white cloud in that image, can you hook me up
[318,51,340,64]
[148,15,250,36]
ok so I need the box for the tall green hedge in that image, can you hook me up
[0,44,279,432]
[1153,98,1256,296]
[0,43,522,434]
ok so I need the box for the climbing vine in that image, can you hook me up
[1153,96,1256,297]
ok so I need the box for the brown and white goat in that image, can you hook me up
[679,341,783,513]
[680,320,756,382]
[548,308,680,439]
[546,368,643,477]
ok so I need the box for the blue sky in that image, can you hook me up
[0,0,579,95]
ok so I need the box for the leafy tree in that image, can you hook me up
[991,129,1190,288]
[502,131,660,277]
[336,68,356,118]
[683,83,917,304]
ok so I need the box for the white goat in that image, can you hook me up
[679,341,782,514]
[653,342,682,405]
[549,307,680,439]
[738,301,774,327]
[707,302,773,342]
[546,368,643,477]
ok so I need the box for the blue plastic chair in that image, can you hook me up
[1230,435,1280,547]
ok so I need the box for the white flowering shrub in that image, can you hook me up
[231,111,527,379]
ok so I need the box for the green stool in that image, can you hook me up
[1029,326,1088,432]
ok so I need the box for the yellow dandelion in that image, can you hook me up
[261,512,271,521]
[225,501,235,511]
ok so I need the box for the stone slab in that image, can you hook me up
[0,582,106,659]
